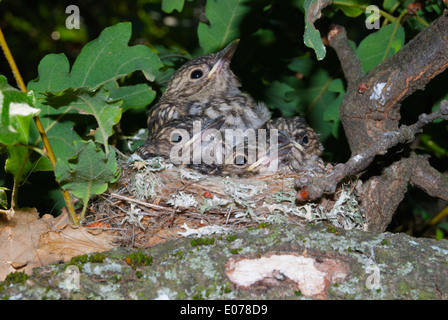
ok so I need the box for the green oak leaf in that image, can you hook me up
[383,0,397,11]
[55,140,120,210]
[303,0,332,60]
[0,187,8,209]
[332,0,369,17]
[355,22,405,73]
[264,81,301,117]
[323,78,345,138]
[0,76,40,146]
[288,69,338,141]
[28,22,162,112]
[105,82,156,112]
[198,0,252,53]
[162,0,186,13]
[22,22,163,172]
[288,56,315,78]
[5,145,50,181]
[152,45,191,87]
[43,87,122,152]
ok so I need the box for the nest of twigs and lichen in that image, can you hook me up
[84,155,366,248]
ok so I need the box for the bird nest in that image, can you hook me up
[85,154,366,248]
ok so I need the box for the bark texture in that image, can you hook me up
[1,223,448,300]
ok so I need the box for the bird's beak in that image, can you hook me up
[247,141,294,172]
[183,117,225,148]
[247,130,305,172]
[278,130,305,152]
[207,39,240,79]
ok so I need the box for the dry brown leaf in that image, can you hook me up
[0,208,116,281]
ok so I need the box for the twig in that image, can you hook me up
[108,192,173,212]
[295,101,448,200]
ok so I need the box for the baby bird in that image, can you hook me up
[219,133,297,177]
[146,40,271,135]
[137,116,225,162]
[264,116,324,172]
[138,116,299,177]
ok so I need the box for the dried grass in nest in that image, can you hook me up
[84,156,366,248]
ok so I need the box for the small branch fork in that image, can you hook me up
[295,101,448,201]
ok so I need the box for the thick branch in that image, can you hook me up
[295,101,448,201]
[339,12,448,155]
[2,223,448,300]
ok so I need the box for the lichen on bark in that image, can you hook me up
[2,223,448,300]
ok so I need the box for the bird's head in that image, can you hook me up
[162,40,241,101]
[138,116,225,160]
[221,131,296,177]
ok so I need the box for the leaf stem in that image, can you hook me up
[414,14,429,28]
[0,26,27,92]
[382,9,407,61]
[332,1,397,23]
[429,205,448,226]
[0,25,79,225]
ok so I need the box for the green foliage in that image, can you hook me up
[324,79,345,138]
[0,76,39,145]
[332,0,369,17]
[303,0,332,60]
[355,22,405,73]
[0,187,8,209]
[162,0,186,13]
[287,68,340,141]
[54,140,120,218]
[1,22,161,216]
[198,0,254,53]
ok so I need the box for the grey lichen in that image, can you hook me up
[167,191,198,209]
[2,223,448,300]
[223,177,267,208]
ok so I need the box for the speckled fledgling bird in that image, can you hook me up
[146,40,271,135]
[138,117,299,177]
[264,116,324,172]
[136,116,225,161]
[219,135,297,177]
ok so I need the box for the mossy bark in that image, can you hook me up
[1,223,448,300]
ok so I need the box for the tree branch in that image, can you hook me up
[410,156,448,201]
[295,100,448,201]
[339,11,448,155]
[327,25,363,88]
[303,12,448,231]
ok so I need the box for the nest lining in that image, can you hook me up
[85,155,366,247]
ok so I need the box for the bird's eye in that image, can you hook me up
[234,155,247,166]
[302,135,309,145]
[190,69,204,79]
[170,132,183,143]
